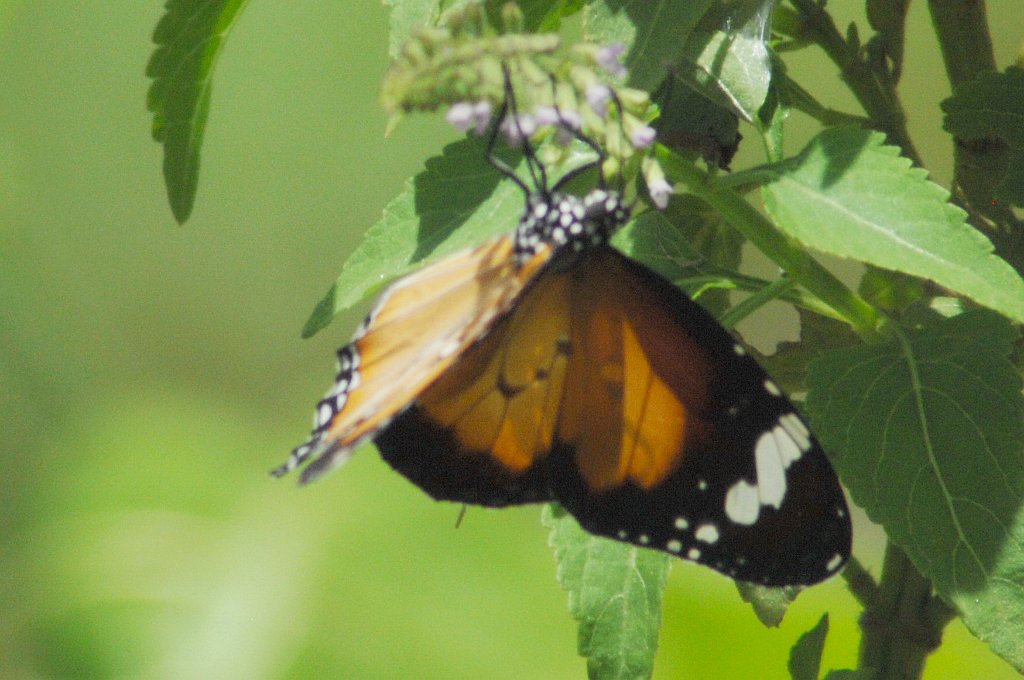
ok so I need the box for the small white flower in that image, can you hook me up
[446,102,475,133]
[630,125,657,149]
[500,113,537,145]
[534,105,560,127]
[596,43,627,78]
[557,109,582,131]
[648,178,674,209]
[447,101,493,135]
[535,106,582,131]
[471,100,492,135]
[586,84,612,118]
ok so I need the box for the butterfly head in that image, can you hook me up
[514,188,630,264]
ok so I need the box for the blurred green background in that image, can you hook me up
[1,2,1021,678]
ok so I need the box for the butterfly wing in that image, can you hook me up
[376,246,850,585]
[549,248,850,585]
[277,235,553,483]
[374,248,574,505]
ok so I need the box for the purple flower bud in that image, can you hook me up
[446,102,475,133]
[630,125,657,149]
[471,101,493,135]
[500,113,537,145]
[596,43,627,78]
[534,105,560,127]
[532,106,583,145]
[586,84,612,118]
[648,178,673,209]
[557,109,582,131]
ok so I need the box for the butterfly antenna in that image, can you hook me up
[503,62,549,195]
[485,89,530,196]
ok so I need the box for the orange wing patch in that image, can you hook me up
[420,260,571,472]
[558,249,715,491]
[417,246,716,491]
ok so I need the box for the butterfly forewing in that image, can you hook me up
[282,234,553,482]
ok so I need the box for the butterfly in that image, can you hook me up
[275,72,851,587]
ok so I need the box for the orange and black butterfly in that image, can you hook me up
[275,75,851,587]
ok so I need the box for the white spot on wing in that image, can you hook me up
[755,430,788,509]
[725,480,761,525]
[316,402,334,429]
[347,370,362,392]
[667,539,683,553]
[772,424,802,467]
[733,343,746,356]
[826,553,844,572]
[695,524,719,544]
[764,379,781,396]
[779,412,812,451]
[674,516,689,531]
[638,534,650,545]
[687,548,701,560]
[617,529,628,540]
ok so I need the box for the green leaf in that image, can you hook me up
[613,204,703,282]
[788,613,828,680]
[302,137,525,337]
[942,67,1024,206]
[761,308,860,394]
[584,0,713,91]
[762,126,1024,324]
[676,0,775,121]
[497,0,579,31]
[543,504,671,680]
[737,582,800,628]
[805,310,1024,671]
[384,0,440,59]
[655,73,741,170]
[614,195,741,317]
[146,0,252,224]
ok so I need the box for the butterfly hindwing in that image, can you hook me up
[550,248,850,585]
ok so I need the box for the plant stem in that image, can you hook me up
[658,147,882,342]
[858,543,955,680]
[926,0,996,88]
[785,0,922,166]
[925,1,1024,267]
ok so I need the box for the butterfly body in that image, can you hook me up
[278,185,851,586]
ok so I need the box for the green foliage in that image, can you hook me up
[384,0,440,58]
[302,137,523,337]
[942,67,1024,207]
[677,0,775,121]
[806,310,1024,670]
[584,0,713,91]
[788,614,830,680]
[543,505,671,680]
[739,582,801,628]
[146,0,251,223]
[762,126,1024,324]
